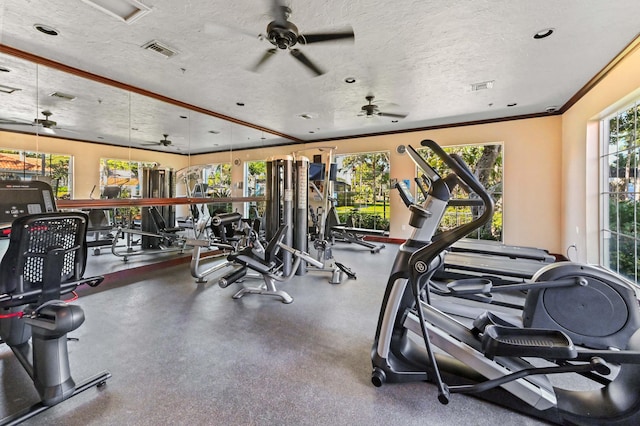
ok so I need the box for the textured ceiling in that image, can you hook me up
[0,0,639,154]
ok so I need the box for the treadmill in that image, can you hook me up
[450,238,555,262]
[402,149,555,284]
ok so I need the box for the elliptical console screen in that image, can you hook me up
[0,181,56,225]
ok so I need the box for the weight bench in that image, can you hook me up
[0,212,110,425]
[219,225,323,304]
[325,206,386,253]
[149,206,185,240]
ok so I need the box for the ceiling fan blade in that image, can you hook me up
[250,48,277,72]
[290,49,324,76]
[378,112,408,119]
[55,127,79,134]
[0,117,34,125]
[1,122,33,126]
[269,0,289,26]
[298,29,355,44]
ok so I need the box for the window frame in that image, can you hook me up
[599,101,640,282]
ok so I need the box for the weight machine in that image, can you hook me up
[265,153,353,282]
[189,212,261,284]
[110,168,190,262]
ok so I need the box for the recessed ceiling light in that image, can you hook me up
[298,113,314,119]
[391,120,398,123]
[545,105,559,113]
[308,130,315,134]
[471,80,494,91]
[49,91,76,101]
[0,66,11,73]
[236,102,245,106]
[533,28,554,39]
[209,130,220,134]
[179,115,188,119]
[344,77,356,84]
[34,24,59,36]
[81,0,152,24]
[507,103,517,107]
[0,84,21,94]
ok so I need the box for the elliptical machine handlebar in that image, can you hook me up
[410,140,495,261]
[406,139,495,404]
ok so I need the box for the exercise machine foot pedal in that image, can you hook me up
[335,262,356,280]
[481,325,577,360]
[447,278,492,295]
[471,311,520,335]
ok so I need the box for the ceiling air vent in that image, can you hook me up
[49,91,76,101]
[471,80,495,91]
[142,40,179,58]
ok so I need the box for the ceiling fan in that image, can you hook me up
[249,0,355,76]
[142,134,174,148]
[359,95,408,119]
[0,110,70,134]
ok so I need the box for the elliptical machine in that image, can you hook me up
[371,139,640,425]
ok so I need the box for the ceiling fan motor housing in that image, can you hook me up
[267,21,299,49]
[35,119,57,128]
[36,111,57,128]
[362,104,378,116]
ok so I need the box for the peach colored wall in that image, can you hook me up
[0,117,563,253]
[193,116,563,253]
[562,45,640,263]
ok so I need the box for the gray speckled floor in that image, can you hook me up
[1,243,549,426]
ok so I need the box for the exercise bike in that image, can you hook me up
[371,139,640,425]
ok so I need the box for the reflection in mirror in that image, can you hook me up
[0,49,289,158]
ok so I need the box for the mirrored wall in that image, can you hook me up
[0,50,286,200]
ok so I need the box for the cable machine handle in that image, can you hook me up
[415,177,429,199]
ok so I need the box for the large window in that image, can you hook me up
[204,163,232,197]
[99,158,157,227]
[99,158,156,198]
[205,163,233,214]
[601,102,640,282]
[418,144,503,241]
[0,148,73,199]
[245,160,266,219]
[334,151,390,231]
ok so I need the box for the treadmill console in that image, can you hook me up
[0,180,57,228]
